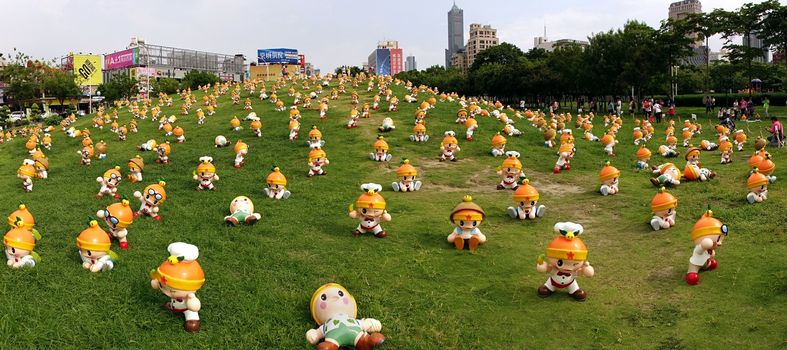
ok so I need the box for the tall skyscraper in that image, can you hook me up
[668,0,703,48]
[405,56,417,71]
[743,33,770,63]
[445,2,464,68]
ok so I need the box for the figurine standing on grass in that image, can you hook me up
[447,195,486,252]
[133,181,167,220]
[193,157,219,191]
[150,242,205,332]
[76,220,117,273]
[96,166,122,199]
[156,142,171,165]
[348,184,391,238]
[4,219,40,268]
[234,140,248,169]
[497,151,525,190]
[127,155,144,183]
[439,131,460,162]
[507,179,545,220]
[599,161,620,196]
[18,160,36,193]
[307,147,329,177]
[97,199,134,250]
[650,187,677,231]
[685,209,728,285]
[536,222,594,301]
[635,145,651,170]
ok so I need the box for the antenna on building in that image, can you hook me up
[544,24,547,39]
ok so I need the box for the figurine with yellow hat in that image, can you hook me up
[600,133,617,156]
[250,118,262,138]
[507,178,545,220]
[41,133,52,150]
[439,131,461,162]
[138,139,157,152]
[410,121,428,143]
[635,145,652,170]
[18,159,36,192]
[127,155,144,183]
[95,140,108,160]
[305,283,385,350]
[465,115,478,141]
[746,168,769,204]
[193,157,219,190]
[33,152,49,179]
[4,218,40,268]
[133,181,167,220]
[369,136,393,162]
[234,140,248,168]
[224,196,261,225]
[77,220,118,273]
[97,199,135,250]
[307,126,325,149]
[96,166,122,199]
[348,183,391,238]
[264,167,291,199]
[392,159,421,192]
[244,98,253,111]
[650,187,677,231]
[683,147,716,182]
[308,147,330,177]
[150,242,205,332]
[7,204,37,233]
[650,162,682,187]
[554,138,576,174]
[387,96,399,112]
[79,145,94,165]
[490,133,507,156]
[685,209,728,285]
[447,195,486,251]
[289,117,301,141]
[536,222,594,301]
[346,108,360,129]
[378,117,396,133]
[719,140,733,164]
[733,129,747,151]
[756,153,777,183]
[155,142,171,165]
[599,161,620,196]
[497,151,525,190]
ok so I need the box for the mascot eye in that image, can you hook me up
[531,201,536,205]
[338,290,344,297]
[472,221,478,227]
[320,294,326,301]
[556,259,563,267]
[520,202,525,206]
[10,248,15,253]
[361,209,367,214]
[87,250,92,257]
[459,221,465,226]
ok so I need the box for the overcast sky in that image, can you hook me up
[0,0,779,72]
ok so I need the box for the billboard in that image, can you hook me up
[130,67,158,78]
[250,64,299,81]
[257,48,299,64]
[104,48,138,70]
[72,55,103,86]
[375,49,391,76]
[390,48,403,75]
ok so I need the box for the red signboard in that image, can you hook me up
[390,48,403,75]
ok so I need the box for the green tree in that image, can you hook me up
[758,0,787,70]
[180,70,219,90]
[152,78,180,95]
[43,70,81,107]
[98,72,138,102]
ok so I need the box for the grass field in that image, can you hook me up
[0,80,785,349]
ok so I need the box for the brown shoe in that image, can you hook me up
[708,171,717,179]
[317,342,339,350]
[374,230,387,238]
[184,320,201,333]
[571,289,588,301]
[356,332,386,350]
[650,178,660,187]
[453,236,465,250]
[352,229,362,236]
[469,235,481,251]
[537,285,553,298]
[496,184,505,190]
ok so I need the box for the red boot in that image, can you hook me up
[119,241,129,250]
[553,167,561,174]
[685,272,700,285]
[705,259,718,271]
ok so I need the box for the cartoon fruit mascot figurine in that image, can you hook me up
[369,136,392,162]
[496,151,525,190]
[133,181,167,220]
[439,131,461,162]
[214,135,230,148]
[33,152,49,179]
[173,126,185,143]
[599,161,620,196]
[264,167,292,199]
[757,153,777,183]
[733,129,747,151]
[683,147,716,182]
[600,133,617,156]
[307,126,326,149]
[507,178,545,220]
[97,199,134,249]
[650,162,682,187]
[224,196,261,226]
[746,169,769,204]
[18,159,36,193]
[79,145,94,165]
[150,242,205,333]
[490,133,507,157]
[446,195,486,251]
[305,283,385,350]
[156,142,172,165]
[391,159,422,192]
[553,139,576,174]
[192,156,219,191]
[635,145,652,170]
[234,140,248,168]
[536,222,594,301]
[95,140,108,160]
[76,220,117,273]
[378,117,395,132]
[410,122,428,143]
[127,155,144,183]
[719,140,733,164]
[464,116,478,141]
[348,184,391,238]
[4,219,40,268]
[250,119,262,138]
[685,209,728,285]
[650,187,677,231]
[307,147,329,177]
[7,204,37,233]
[96,166,123,199]
[230,116,242,131]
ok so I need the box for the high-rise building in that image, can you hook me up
[534,38,589,52]
[405,56,417,72]
[445,2,464,68]
[450,23,498,73]
[743,33,770,63]
[367,41,403,76]
[668,0,702,21]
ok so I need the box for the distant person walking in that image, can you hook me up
[763,97,769,118]
[654,100,663,123]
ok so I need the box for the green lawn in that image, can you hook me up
[0,80,785,349]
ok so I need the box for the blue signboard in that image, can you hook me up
[376,48,391,76]
[257,48,299,64]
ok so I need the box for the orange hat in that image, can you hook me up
[748,151,764,169]
[719,140,733,152]
[413,122,426,133]
[513,179,539,202]
[600,134,614,145]
[288,119,299,130]
[757,154,775,175]
[234,140,248,153]
[250,120,262,130]
[308,147,326,161]
[441,131,458,146]
[666,135,678,144]
[81,137,93,148]
[747,168,769,190]
[450,195,485,222]
[76,220,111,252]
[491,133,507,146]
[173,126,184,137]
[558,142,575,154]
[464,118,477,128]
[4,220,36,251]
[34,154,49,170]
[128,155,144,171]
[7,204,35,229]
[598,161,620,182]
[734,130,746,143]
[25,139,36,150]
[18,160,36,177]
[196,157,216,174]
[103,166,122,180]
[162,123,173,133]
[373,136,389,150]
[632,128,643,140]
[95,141,108,154]
[355,184,386,209]
[103,199,134,229]
[691,209,727,241]
[636,145,652,161]
[144,181,168,203]
[230,116,241,127]
[308,126,322,139]
[501,151,522,169]
[682,163,700,181]
[157,142,171,155]
[289,109,299,117]
[685,147,701,160]
[396,159,417,177]
[150,243,205,292]
[546,223,587,260]
[81,146,94,158]
[651,187,677,212]
[266,167,287,186]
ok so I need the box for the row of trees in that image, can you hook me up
[395,0,787,103]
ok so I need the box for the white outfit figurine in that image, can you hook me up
[391,159,422,192]
[599,162,620,196]
[96,167,122,199]
[348,184,391,238]
[193,157,219,191]
[507,179,545,220]
[150,242,205,332]
[439,131,460,162]
[496,151,524,190]
[649,188,677,231]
